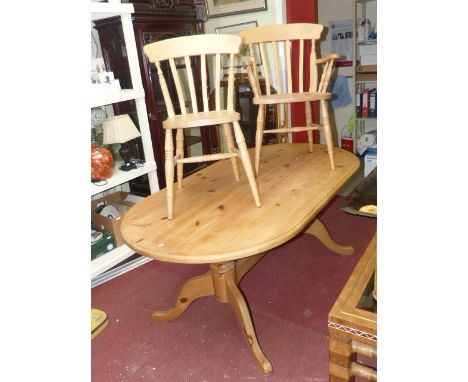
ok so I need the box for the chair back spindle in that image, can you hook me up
[143,34,262,219]
[240,23,340,175]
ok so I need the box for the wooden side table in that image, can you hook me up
[328,234,377,381]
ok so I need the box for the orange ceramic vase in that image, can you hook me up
[91,143,114,181]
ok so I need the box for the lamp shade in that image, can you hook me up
[102,114,141,144]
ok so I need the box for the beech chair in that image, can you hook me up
[240,23,340,176]
[143,34,261,220]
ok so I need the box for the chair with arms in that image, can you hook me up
[240,23,340,176]
[143,34,261,219]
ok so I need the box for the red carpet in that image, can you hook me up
[92,196,376,381]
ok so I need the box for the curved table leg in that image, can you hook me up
[226,277,273,374]
[152,261,272,374]
[305,218,354,256]
[152,271,214,322]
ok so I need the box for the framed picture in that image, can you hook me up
[207,0,267,18]
[215,21,261,69]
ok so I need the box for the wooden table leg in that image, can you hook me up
[329,334,356,382]
[305,218,354,256]
[151,260,272,374]
[211,261,272,374]
[152,271,214,322]
[235,252,267,282]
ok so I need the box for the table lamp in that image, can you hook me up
[103,114,141,171]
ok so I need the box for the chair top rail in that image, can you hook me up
[144,34,242,62]
[240,23,323,44]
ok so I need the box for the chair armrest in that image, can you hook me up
[316,53,341,64]
[316,54,340,92]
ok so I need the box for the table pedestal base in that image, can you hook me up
[151,218,353,374]
[152,253,272,374]
[305,218,354,256]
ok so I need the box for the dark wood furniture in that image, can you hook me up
[328,234,377,381]
[224,74,278,148]
[93,0,216,193]
[121,143,360,374]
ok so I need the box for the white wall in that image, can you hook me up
[318,0,354,145]
[205,0,285,34]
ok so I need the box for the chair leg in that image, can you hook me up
[175,128,184,190]
[321,100,336,171]
[254,104,265,177]
[222,123,240,182]
[165,130,175,220]
[306,101,314,153]
[232,121,262,208]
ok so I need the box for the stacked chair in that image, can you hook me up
[143,23,339,218]
[144,34,262,219]
[240,23,339,176]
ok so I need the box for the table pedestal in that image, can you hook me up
[151,218,353,374]
[152,252,272,373]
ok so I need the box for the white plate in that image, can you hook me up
[99,204,120,220]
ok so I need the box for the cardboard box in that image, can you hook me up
[91,191,143,246]
[364,153,377,177]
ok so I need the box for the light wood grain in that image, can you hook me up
[162,110,240,130]
[144,33,243,61]
[241,23,340,175]
[151,259,272,374]
[251,92,332,105]
[328,234,377,381]
[121,144,359,264]
[240,23,323,44]
[305,218,354,255]
[329,234,377,337]
[169,58,186,114]
[144,33,261,219]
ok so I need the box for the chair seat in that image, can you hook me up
[252,92,331,105]
[163,110,240,129]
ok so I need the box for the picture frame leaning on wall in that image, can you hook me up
[207,0,267,18]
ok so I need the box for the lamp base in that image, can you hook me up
[120,162,138,171]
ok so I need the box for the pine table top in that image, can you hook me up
[121,143,359,264]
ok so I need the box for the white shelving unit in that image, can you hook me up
[91,2,159,284]
[352,0,377,155]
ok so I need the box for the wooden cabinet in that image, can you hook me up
[94,0,218,193]
[218,74,277,149]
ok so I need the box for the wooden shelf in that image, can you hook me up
[357,64,377,73]
[356,72,376,83]
[91,160,157,196]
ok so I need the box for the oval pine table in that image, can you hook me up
[121,143,360,374]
